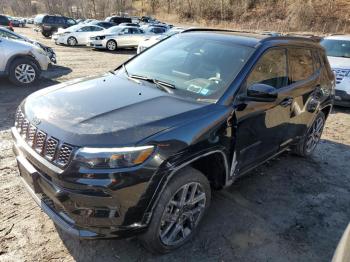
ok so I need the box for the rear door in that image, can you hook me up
[285,47,321,140]
[235,48,293,171]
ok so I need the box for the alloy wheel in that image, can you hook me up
[68,37,77,46]
[14,64,36,84]
[159,182,206,246]
[107,41,116,51]
[305,116,324,153]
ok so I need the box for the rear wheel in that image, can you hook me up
[293,111,325,156]
[67,36,78,46]
[139,167,210,254]
[8,58,40,87]
[106,40,117,51]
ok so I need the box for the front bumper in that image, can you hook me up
[12,127,151,239]
[88,39,105,48]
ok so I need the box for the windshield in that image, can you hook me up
[122,34,254,102]
[105,26,122,34]
[321,39,350,58]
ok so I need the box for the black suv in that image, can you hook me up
[105,16,132,25]
[12,29,334,253]
[34,14,76,37]
[0,14,13,31]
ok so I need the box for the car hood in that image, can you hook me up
[327,56,350,70]
[22,74,212,147]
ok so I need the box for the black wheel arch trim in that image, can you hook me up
[142,148,232,225]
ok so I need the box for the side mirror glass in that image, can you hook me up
[246,83,277,102]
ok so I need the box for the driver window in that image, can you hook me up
[247,49,288,89]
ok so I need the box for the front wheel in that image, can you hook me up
[8,58,40,87]
[139,167,211,254]
[106,40,117,51]
[67,36,78,46]
[293,111,325,156]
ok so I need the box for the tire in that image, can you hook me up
[293,111,325,157]
[106,40,117,51]
[42,31,52,38]
[67,36,78,46]
[139,167,211,254]
[8,58,41,87]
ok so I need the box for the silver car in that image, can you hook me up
[88,26,146,51]
[0,27,56,63]
[0,37,51,86]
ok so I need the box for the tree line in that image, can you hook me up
[0,0,349,33]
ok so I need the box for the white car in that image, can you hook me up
[52,24,104,46]
[137,28,185,54]
[0,37,51,86]
[88,26,145,51]
[321,35,350,106]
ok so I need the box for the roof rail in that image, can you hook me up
[261,34,321,43]
[181,27,255,35]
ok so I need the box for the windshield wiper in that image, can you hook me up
[129,74,176,93]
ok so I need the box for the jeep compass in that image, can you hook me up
[12,29,334,253]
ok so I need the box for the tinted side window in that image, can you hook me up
[289,48,314,82]
[247,49,288,89]
[0,16,9,24]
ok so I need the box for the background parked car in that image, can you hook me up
[0,37,51,86]
[87,20,116,29]
[34,14,76,37]
[0,14,13,31]
[0,27,56,63]
[88,26,145,51]
[141,25,168,34]
[321,35,350,107]
[118,22,140,27]
[9,17,25,27]
[137,28,185,54]
[105,16,132,25]
[52,24,104,46]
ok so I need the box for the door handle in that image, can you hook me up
[280,97,293,107]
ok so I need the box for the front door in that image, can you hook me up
[0,38,5,72]
[234,48,293,172]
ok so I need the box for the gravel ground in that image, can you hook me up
[0,27,350,262]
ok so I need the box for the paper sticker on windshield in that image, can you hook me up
[200,89,210,95]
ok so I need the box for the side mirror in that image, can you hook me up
[118,32,124,35]
[246,83,277,102]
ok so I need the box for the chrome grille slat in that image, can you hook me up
[57,144,73,166]
[15,110,75,168]
[45,137,59,160]
[20,119,29,137]
[26,124,37,146]
[34,130,47,154]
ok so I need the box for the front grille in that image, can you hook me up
[333,68,350,84]
[15,108,75,168]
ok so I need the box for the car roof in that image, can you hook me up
[324,34,350,41]
[181,29,322,48]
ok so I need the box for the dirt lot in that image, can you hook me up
[1,26,350,262]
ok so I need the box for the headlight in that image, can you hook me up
[96,36,105,40]
[75,145,155,169]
